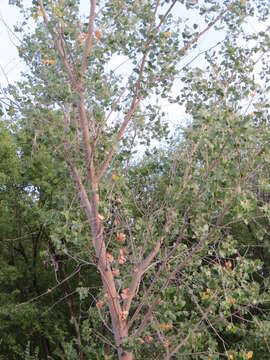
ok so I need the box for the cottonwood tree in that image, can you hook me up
[4,0,270,359]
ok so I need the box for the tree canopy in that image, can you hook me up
[1,0,270,359]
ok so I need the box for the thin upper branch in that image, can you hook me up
[96,97,140,181]
[66,158,93,222]
[127,209,190,331]
[39,0,76,86]
[92,85,128,153]
[131,182,240,338]
[123,237,163,313]
[96,0,163,181]
[77,97,95,183]
[178,2,234,57]
[81,0,96,75]
[96,1,233,182]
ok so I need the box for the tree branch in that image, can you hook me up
[39,0,76,86]
[131,182,240,338]
[123,237,163,313]
[81,0,96,75]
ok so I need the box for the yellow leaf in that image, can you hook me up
[95,29,102,40]
[42,56,48,65]
[32,13,38,22]
[247,351,253,359]
[49,59,55,65]
[37,7,44,16]
[112,173,119,181]
[161,323,173,331]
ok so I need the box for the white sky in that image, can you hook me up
[0,2,26,86]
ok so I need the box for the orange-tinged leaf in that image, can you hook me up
[96,299,104,309]
[97,213,104,221]
[118,255,126,265]
[116,232,126,243]
[77,32,87,46]
[118,248,127,264]
[42,56,48,65]
[112,268,120,277]
[164,338,169,348]
[144,335,153,343]
[107,252,114,263]
[230,297,236,305]
[121,288,129,300]
[37,7,44,16]
[120,310,128,321]
[120,248,127,256]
